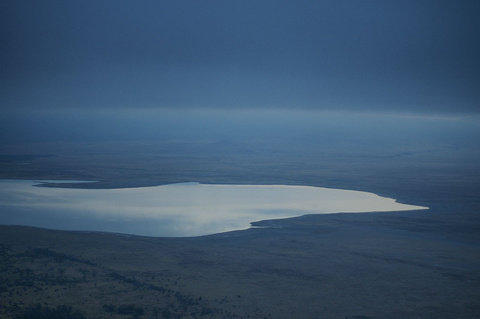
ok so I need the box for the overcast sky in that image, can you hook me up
[1,0,479,115]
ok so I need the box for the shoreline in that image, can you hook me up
[0,179,428,237]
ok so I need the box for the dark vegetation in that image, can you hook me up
[0,242,230,319]
[0,140,479,318]
[16,304,86,319]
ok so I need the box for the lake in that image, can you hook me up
[0,180,428,237]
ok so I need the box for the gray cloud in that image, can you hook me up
[1,0,479,114]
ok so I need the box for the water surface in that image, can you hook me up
[0,180,427,237]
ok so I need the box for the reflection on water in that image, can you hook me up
[0,180,428,237]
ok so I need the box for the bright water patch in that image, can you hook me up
[0,180,428,237]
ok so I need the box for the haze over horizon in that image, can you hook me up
[1,1,479,144]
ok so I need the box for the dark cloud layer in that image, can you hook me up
[1,0,479,114]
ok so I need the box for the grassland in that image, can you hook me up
[0,140,479,318]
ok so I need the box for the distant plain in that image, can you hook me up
[1,137,479,318]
